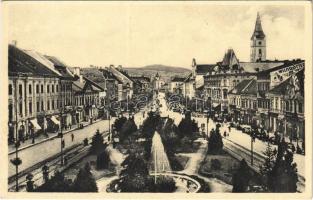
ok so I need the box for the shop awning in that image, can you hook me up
[30,119,42,131]
[51,116,60,125]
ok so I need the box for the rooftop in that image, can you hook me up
[9,45,59,78]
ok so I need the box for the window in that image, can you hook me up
[19,84,23,97]
[19,102,23,116]
[258,41,262,45]
[52,100,55,110]
[286,101,290,111]
[29,102,32,114]
[299,102,303,113]
[9,84,12,95]
[47,85,50,93]
[56,85,59,92]
[29,84,32,94]
[41,101,44,111]
[36,84,39,94]
[9,104,13,122]
[52,85,54,93]
[41,85,44,93]
[47,100,50,110]
[223,89,228,99]
[259,49,262,55]
[37,101,40,112]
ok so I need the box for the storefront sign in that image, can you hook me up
[270,62,304,86]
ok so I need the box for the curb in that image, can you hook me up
[8,119,104,155]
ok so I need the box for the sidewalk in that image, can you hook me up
[9,120,99,154]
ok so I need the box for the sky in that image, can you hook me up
[6,2,307,69]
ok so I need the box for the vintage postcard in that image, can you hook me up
[0,1,312,199]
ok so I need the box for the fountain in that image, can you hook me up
[150,131,172,174]
[149,131,202,192]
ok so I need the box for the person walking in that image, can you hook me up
[71,133,74,142]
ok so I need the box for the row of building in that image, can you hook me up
[8,44,152,143]
[169,13,305,140]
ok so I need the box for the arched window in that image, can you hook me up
[259,49,262,55]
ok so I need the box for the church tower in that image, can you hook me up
[250,12,266,62]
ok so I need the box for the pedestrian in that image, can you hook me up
[69,123,72,130]
[223,131,227,137]
[291,144,296,153]
[71,133,74,142]
[228,126,231,132]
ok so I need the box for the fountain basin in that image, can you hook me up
[151,172,201,193]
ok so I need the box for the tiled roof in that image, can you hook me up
[9,45,59,77]
[241,79,257,95]
[44,55,74,78]
[171,76,185,82]
[131,76,151,82]
[221,49,239,67]
[269,69,304,98]
[229,79,253,95]
[195,64,215,75]
[101,69,122,84]
[239,62,284,73]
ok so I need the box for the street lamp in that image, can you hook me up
[58,108,64,166]
[251,131,255,166]
[206,112,209,140]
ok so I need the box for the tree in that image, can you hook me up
[268,141,298,192]
[178,118,198,138]
[232,159,251,192]
[207,128,223,154]
[119,118,138,141]
[96,150,110,169]
[72,163,98,192]
[142,112,161,139]
[113,116,127,132]
[35,171,71,192]
[260,142,276,190]
[90,129,106,154]
[119,154,151,192]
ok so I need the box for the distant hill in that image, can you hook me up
[125,64,191,82]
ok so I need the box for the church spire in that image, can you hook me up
[251,12,265,40]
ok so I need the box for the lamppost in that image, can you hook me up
[206,112,209,140]
[11,94,23,192]
[251,130,255,166]
[126,83,130,113]
[58,108,64,166]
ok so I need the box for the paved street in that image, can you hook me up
[8,118,114,177]
[157,92,305,185]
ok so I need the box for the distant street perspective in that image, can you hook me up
[6,3,307,194]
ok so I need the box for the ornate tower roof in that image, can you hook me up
[251,12,265,40]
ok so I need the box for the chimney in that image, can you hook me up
[79,75,83,83]
[73,67,81,76]
[12,40,17,46]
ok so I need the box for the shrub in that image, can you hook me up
[72,163,98,192]
[96,150,110,169]
[90,130,106,154]
[154,175,177,192]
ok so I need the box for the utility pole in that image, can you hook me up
[251,132,254,166]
